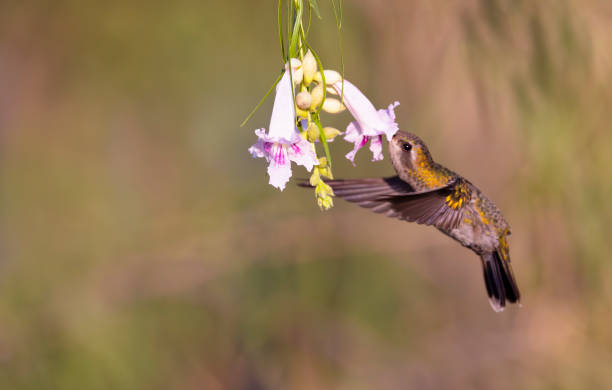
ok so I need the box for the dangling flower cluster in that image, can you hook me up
[245,0,400,210]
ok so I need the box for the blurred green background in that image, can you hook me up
[2,1,612,389]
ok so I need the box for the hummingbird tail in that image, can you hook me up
[480,251,521,312]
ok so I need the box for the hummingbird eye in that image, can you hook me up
[402,142,412,152]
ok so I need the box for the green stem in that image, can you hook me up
[331,0,344,97]
[288,0,303,58]
[285,0,302,126]
[286,0,292,61]
[312,113,332,167]
[306,2,312,36]
[278,0,285,60]
[240,73,283,127]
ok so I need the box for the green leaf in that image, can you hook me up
[309,0,322,19]
[330,0,344,96]
[330,0,342,29]
[306,2,312,35]
[286,0,292,59]
[278,0,285,60]
[240,72,283,127]
[288,20,301,57]
[288,3,303,58]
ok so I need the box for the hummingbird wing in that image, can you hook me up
[304,176,465,231]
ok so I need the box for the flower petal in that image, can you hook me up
[345,135,369,166]
[267,144,291,191]
[381,101,399,122]
[343,120,363,143]
[332,80,380,135]
[369,135,384,162]
[267,161,292,191]
[248,128,272,159]
[332,79,400,141]
[248,143,265,159]
[250,128,291,161]
[376,101,400,140]
[268,71,297,142]
[287,137,318,172]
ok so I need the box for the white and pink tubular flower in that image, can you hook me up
[330,79,399,165]
[248,60,318,191]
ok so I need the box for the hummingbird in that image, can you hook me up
[301,130,520,311]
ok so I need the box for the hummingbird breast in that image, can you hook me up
[404,161,456,192]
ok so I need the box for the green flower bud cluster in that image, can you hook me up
[309,157,334,210]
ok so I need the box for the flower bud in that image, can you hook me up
[310,85,324,109]
[302,50,318,84]
[295,107,309,118]
[307,123,320,142]
[322,98,345,114]
[319,166,333,179]
[292,68,304,85]
[314,70,342,85]
[315,181,334,198]
[315,181,335,210]
[288,58,302,68]
[309,169,321,186]
[323,127,342,141]
[317,196,333,210]
[317,157,333,179]
[285,58,303,85]
[296,91,312,110]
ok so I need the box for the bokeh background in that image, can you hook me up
[2,1,612,389]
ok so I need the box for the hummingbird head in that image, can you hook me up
[390,131,446,190]
[389,130,433,170]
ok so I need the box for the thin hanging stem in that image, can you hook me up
[240,73,284,127]
[278,0,285,60]
[330,0,344,98]
[312,113,332,167]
